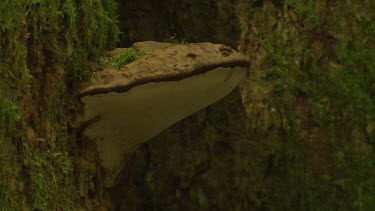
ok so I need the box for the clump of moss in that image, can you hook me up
[110,48,146,69]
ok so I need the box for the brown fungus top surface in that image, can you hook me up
[79,42,250,96]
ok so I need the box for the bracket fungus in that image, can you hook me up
[79,41,250,187]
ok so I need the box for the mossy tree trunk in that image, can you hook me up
[111,0,374,210]
[237,1,374,210]
[0,1,118,210]
[1,0,374,210]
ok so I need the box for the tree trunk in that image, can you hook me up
[1,0,374,210]
[110,0,375,210]
[0,1,118,210]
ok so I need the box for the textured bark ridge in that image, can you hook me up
[80,42,250,188]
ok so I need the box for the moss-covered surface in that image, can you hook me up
[109,48,146,69]
[110,0,374,210]
[1,0,374,210]
[0,0,118,209]
[238,1,374,209]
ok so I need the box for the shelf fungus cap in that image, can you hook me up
[79,42,250,187]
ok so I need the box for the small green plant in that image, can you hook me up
[168,33,188,45]
[110,48,146,69]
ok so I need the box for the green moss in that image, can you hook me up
[239,0,375,210]
[0,99,20,135]
[287,0,319,24]
[23,140,76,210]
[0,0,119,209]
[110,48,146,69]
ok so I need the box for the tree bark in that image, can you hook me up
[1,0,374,210]
[110,0,375,210]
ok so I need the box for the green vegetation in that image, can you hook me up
[110,48,146,69]
[0,0,118,209]
[238,0,375,210]
[168,33,188,45]
[1,0,374,210]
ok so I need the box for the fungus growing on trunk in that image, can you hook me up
[79,42,250,187]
